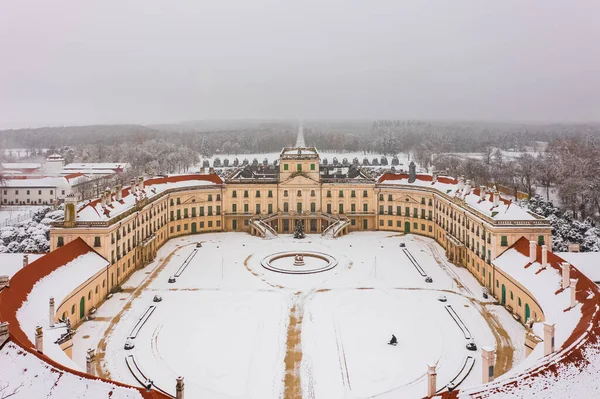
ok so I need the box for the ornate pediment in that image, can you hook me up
[280,174,320,186]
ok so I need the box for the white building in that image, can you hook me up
[0,174,89,205]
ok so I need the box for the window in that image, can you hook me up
[379,220,384,226]
[94,236,101,247]
[244,190,248,198]
[284,190,288,197]
[538,235,545,245]
[232,204,237,213]
[518,298,522,307]
[256,204,261,214]
[71,305,75,315]
[297,190,302,197]
[216,205,221,215]
[421,197,425,205]
[413,222,418,229]
[379,205,384,215]
[200,207,205,216]
[170,199,174,206]
[311,202,316,212]
[421,224,425,230]
[192,208,196,217]
[388,205,392,214]
[297,164,302,171]
[327,203,332,213]
[177,210,181,220]
[339,203,344,213]
[232,191,237,198]
[310,164,315,170]
[297,202,302,212]
[379,194,384,201]
[284,164,289,170]
[170,211,174,221]
[388,194,392,201]
[177,225,181,232]
[57,236,64,247]
[38,190,42,195]
[244,203,249,213]
[339,190,344,198]
[184,208,188,218]
[268,190,273,198]
[327,190,331,198]
[284,202,289,212]
[208,194,213,201]
[268,203,273,213]
[177,198,181,204]
[351,203,356,212]
[363,203,368,212]
[363,190,368,198]
[388,220,392,226]
[351,190,356,198]
[216,194,221,201]
[311,190,316,197]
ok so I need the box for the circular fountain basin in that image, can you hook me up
[261,251,337,274]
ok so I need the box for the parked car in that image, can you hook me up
[153,295,162,302]
[438,295,447,302]
[425,276,433,283]
[399,243,406,247]
[168,276,176,283]
[124,338,135,350]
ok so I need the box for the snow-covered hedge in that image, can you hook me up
[521,197,600,252]
[0,207,64,253]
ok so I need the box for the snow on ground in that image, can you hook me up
[557,252,600,283]
[0,253,45,279]
[70,232,521,399]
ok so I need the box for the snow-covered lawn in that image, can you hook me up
[72,232,521,399]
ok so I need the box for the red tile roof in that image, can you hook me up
[0,238,168,398]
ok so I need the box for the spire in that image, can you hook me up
[295,123,306,148]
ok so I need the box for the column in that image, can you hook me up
[543,322,555,356]
[35,326,43,353]
[49,297,55,328]
[427,364,437,398]
[176,376,185,399]
[482,347,496,383]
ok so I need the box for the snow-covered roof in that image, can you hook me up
[0,341,144,399]
[0,238,168,399]
[60,169,117,175]
[77,174,223,222]
[64,162,130,170]
[449,237,600,398]
[0,253,45,280]
[2,177,72,188]
[378,173,538,221]
[557,252,600,283]
[1,163,43,170]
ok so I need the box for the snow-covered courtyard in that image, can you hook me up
[72,232,523,399]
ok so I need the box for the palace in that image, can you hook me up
[7,128,600,398]
[49,128,552,327]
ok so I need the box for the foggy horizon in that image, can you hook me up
[1,0,599,129]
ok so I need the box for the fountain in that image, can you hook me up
[293,254,305,266]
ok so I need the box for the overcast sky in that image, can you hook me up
[0,1,599,128]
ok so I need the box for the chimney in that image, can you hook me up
[101,192,107,207]
[138,176,144,191]
[457,176,465,190]
[465,179,472,194]
[492,188,499,207]
[0,322,8,347]
[541,245,548,269]
[105,188,112,206]
[408,161,416,183]
[209,167,215,174]
[480,186,486,201]
[176,376,185,399]
[561,262,571,289]
[529,240,536,263]
[427,364,436,398]
[86,348,96,376]
[130,178,137,194]
[0,275,8,290]
[35,326,43,353]
[543,322,555,355]
[482,347,496,383]
[23,254,29,268]
[200,167,206,174]
[115,184,123,201]
[570,278,578,308]
[432,168,438,183]
[49,297,55,328]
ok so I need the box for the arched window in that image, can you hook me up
[95,285,99,294]
[284,190,288,197]
[71,304,75,315]
[311,190,316,197]
[88,291,92,300]
[297,190,302,197]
